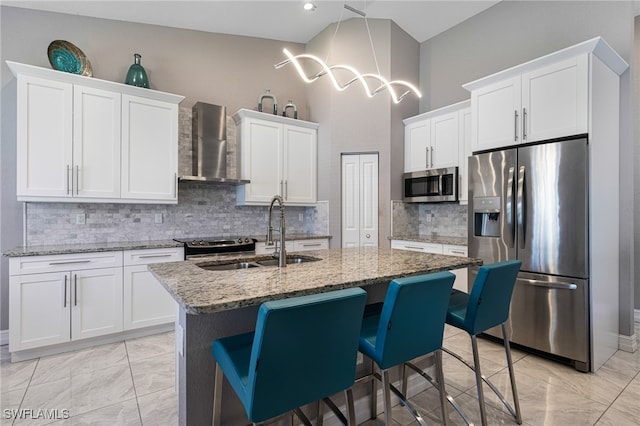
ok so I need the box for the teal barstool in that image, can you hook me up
[211,287,367,425]
[358,272,456,426]
[444,260,523,426]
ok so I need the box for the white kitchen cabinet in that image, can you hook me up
[458,107,472,204]
[121,95,178,202]
[9,251,123,352]
[123,247,182,330]
[255,238,329,255]
[234,109,318,206]
[467,55,588,152]
[391,240,469,292]
[404,119,431,172]
[403,111,458,173]
[8,61,183,204]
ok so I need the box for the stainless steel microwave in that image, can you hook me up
[403,167,458,203]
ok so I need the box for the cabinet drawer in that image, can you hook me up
[124,247,184,266]
[293,239,329,251]
[255,241,294,255]
[391,240,443,254]
[10,251,123,275]
[443,245,468,257]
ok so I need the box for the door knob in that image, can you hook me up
[366,234,371,238]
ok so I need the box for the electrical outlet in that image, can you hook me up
[426,214,432,223]
[155,213,163,224]
[76,214,85,225]
[298,213,304,222]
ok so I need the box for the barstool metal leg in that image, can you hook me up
[212,362,223,426]
[370,360,377,419]
[317,398,324,426]
[345,388,356,425]
[434,350,450,426]
[381,369,393,426]
[471,335,488,426]
[502,323,522,424]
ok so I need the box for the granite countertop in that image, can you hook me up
[148,247,482,315]
[390,235,468,246]
[3,240,183,257]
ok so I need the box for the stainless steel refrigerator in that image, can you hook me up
[468,136,590,372]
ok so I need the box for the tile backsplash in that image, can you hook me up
[392,200,467,239]
[22,107,328,246]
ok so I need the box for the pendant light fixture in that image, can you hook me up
[274,3,421,104]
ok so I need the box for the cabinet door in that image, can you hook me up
[71,268,123,341]
[471,76,521,152]
[430,111,459,168]
[404,119,430,172]
[121,95,178,202]
[240,118,282,203]
[391,240,443,254]
[73,86,121,198]
[9,272,70,351]
[522,55,588,142]
[16,75,73,199]
[458,108,472,204]
[283,125,317,205]
[293,239,329,251]
[123,265,176,330]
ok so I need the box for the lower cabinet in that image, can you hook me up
[123,247,182,330]
[391,239,468,293]
[255,238,329,255]
[9,247,182,355]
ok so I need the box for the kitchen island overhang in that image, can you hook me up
[148,247,482,426]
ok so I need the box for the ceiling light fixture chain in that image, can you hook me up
[274,2,422,104]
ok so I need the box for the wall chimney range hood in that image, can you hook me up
[179,102,249,184]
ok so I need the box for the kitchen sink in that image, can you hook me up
[199,262,260,271]
[256,256,320,267]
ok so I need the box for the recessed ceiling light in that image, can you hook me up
[303,2,317,12]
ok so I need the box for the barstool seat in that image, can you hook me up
[358,271,456,426]
[211,287,367,425]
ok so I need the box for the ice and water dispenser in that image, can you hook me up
[473,196,501,237]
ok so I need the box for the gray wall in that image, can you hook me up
[418,1,638,332]
[0,6,312,331]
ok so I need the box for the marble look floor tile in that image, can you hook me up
[30,343,127,386]
[440,349,505,394]
[129,351,174,397]
[0,359,38,392]
[48,399,141,426]
[1,388,28,425]
[426,389,516,426]
[125,332,174,363]
[137,387,178,426]
[16,363,135,425]
[1,345,11,364]
[443,333,528,368]
[443,325,464,340]
[596,372,640,425]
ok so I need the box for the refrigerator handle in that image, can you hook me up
[517,165,526,249]
[506,166,516,247]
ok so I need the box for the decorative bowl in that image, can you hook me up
[47,40,93,77]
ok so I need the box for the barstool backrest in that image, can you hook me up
[374,272,455,370]
[247,287,367,422]
[465,260,522,335]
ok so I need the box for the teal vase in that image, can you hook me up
[125,53,149,88]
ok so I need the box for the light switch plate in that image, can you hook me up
[76,214,85,225]
[155,213,163,224]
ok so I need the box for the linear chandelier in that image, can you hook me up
[273,3,422,104]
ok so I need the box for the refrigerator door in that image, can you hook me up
[516,138,588,278]
[468,148,517,264]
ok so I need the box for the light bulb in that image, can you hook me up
[303,2,316,11]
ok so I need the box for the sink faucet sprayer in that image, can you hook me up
[266,195,286,267]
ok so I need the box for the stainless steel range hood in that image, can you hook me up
[179,102,249,184]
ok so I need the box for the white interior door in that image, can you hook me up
[341,154,379,248]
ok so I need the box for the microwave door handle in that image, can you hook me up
[517,165,526,249]
[505,166,515,248]
[438,174,443,197]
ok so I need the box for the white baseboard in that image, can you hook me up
[618,332,638,353]
[0,329,8,346]
[635,309,640,324]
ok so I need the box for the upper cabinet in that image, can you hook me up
[234,109,318,206]
[403,100,471,203]
[8,61,184,204]
[463,37,628,152]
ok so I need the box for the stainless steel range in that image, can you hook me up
[173,237,257,259]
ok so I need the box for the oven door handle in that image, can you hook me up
[519,279,577,290]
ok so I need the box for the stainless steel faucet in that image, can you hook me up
[266,195,286,267]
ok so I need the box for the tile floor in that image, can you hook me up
[1,323,638,426]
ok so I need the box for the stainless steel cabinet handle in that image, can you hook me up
[64,275,68,308]
[514,110,519,141]
[517,165,526,249]
[426,148,429,169]
[66,165,71,195]
[520,279,577,290]
[138,254,173,259]
[285,180,288,199]
[449,250,466,255]
[174,173,177,197]
[74,274,78,306]
[430,147,434,167]
[49,260,92,266]
[506,166,516,248]
[280,180,284,197]
[522,108,527,140]
[75,165,80,195]
[301,243,322,247]
[403,245,424,251]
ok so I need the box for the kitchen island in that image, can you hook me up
[148,246,482,425]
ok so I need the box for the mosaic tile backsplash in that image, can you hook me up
[23,107,329,246]
[392,200,467,239]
